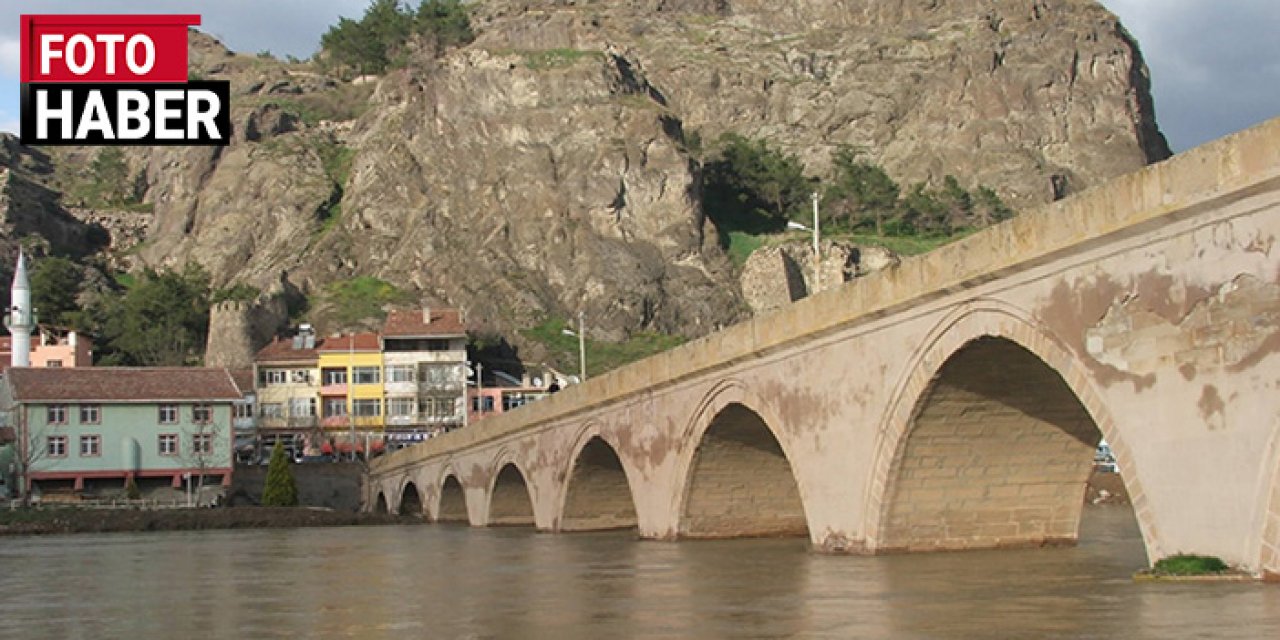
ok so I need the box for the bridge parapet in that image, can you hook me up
[373,117,1280,477]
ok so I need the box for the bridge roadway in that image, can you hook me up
[367,118,1280,575]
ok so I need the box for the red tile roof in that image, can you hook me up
[317,332,381,352]
[6,367,242,402]
[382,308,466,338]
[228,368,255,395]
[255,336,323,363]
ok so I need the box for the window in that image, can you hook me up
[420,364,462,386]
[47,435,68,457]
[158,434,178,456]
[259,403,284,418]
[323,398,347,418]
[290,370,312,384]
[289,397,317,418]
[472,396,495,412]
[234,402,254,419]
[47,404,68,425]
[158,404,178,424]
[425,339,451,351]
[192,403,213,424]
[46,359,62,368]
[79,404,101,424]
[260,369,288,385]
[79,434,101,457]
[322,368,347,385]
[352,399,381,417]
[192,433,214,456]
[387,397,416,417]
[423,397,456,419]
[352,366,381,385]
[386,365,415,383]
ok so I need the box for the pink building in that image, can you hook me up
[0,328,93,368]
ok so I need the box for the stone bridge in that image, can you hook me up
[367,118,1280,575]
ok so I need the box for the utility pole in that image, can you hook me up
[577,310,587,382]
[811,191,821,294]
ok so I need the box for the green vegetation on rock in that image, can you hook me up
[320,0,473,77]
[701,136,1014,265]
[521,317,686,378]
[1151,554,1230,576]
[323,276,412,326]
[260,442,299,507]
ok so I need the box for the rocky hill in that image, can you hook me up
[1,0,1169,351]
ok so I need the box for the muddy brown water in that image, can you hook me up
[0,507,1275,639]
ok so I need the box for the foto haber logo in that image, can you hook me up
[18,14,231,146]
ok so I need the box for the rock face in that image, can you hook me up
[740,239,899,314]
[14,0,1168,345]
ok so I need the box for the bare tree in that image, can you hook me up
[181,417,225,505]
[6,407,51,507]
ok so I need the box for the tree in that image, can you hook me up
[8,411,50,507]
[972,185,1014,227]
[319,0,473,77]
[415,0,474,51]
[260,441,298,506]
[703,133,813,233]
[824,146,900,234]
[182,416,224,505]
[30,256,83,328]
[95,264,211,366]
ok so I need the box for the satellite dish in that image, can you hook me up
[532,377,543,387]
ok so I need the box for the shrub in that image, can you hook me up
[1152,554,1230,576]
[260,442,298,507]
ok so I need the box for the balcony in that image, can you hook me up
[319,383,349,396]
[418,381,464,393]
[319,415,386,430]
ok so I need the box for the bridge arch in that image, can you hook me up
[864,301,1158,558]
[672,379,810,538]
[399,481,424,517]
[487,452,536,527]
[435,467,469,524]
[557,423,639,532]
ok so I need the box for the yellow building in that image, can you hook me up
[317,332,385,443]
[252,326,321,459]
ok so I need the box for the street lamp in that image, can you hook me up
[788,191,822,293]
[560,310,587,382]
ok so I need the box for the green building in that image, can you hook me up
[0,367,242,497]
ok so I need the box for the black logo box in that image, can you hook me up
[20,81,232,146]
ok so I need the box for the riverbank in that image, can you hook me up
[0,506,418,536]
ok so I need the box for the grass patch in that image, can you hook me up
[323,276,412,326]
[1151,554,1230,576]
[113,272,137,289]
[521,317,686,377]
[725,231,767,266]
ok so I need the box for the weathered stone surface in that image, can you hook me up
[17,0,1168,346]
[740,239,899,314]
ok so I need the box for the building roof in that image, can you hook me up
[317,332,381,352]
[6,367,243,403]
[382,308,466,338]
[255,336,322,363]
[228,368,255,395]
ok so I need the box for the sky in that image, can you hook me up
[0,0,1277,153]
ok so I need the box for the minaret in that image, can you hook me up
[6,250,34,367]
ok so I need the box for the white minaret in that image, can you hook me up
[6,250,34,367]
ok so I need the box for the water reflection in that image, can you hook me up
[0,508,1275,639]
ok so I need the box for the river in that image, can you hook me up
[0,507,1275,639]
